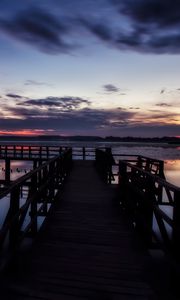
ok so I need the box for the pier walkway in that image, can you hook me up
[0,160,160,300]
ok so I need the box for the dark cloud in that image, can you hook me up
[0,109,179,137]
[6,93,23,98]
[103,84,119,93]
[113,0,180,28]
[80,18,112,41]
[110,0,180,54]
[1,93,135,131]
[18,96,91,111]
[1,1,180,54]
[0,8,73,54]
[0,106,135,132]
[156,103,172,107]
[0,93,179,136]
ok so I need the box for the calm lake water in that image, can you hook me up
[0,141,179,186]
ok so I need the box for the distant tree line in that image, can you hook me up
[0,135,179,144]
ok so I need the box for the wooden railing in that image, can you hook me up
[0,145,65,160]
[0,148,72,269]
[0,145,96,161]
[95,148,180,257]
[118,160,180,257]
[95,148,165,184]
[72,147,95,160]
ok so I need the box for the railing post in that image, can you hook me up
[33,160,38,169]
[9,186,20,249]
[172,190,180,257]
[42,165,48,212]
[82,147,85,160]
[106,147,114,184]
[145,158,150,172]
[5,146,7,158]
[13,145,16,157]
[95,148,97,162]
[40,146,42,160]
[46,146,49,159]
[5,157,11,184]
[48,161,55,202]
[142,176,154,246]
[65,149,72,174]
[29,146,31,159]
[21,146,23,158]
[118,161,128,207]
[159,160,165,178]
[137,156,142,168]
[30,173,38,235]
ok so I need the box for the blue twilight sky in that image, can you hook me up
[0,0,180,137]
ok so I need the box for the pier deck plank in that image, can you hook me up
[1,161,157,299]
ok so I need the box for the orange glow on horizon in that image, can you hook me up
[0,130,50,136]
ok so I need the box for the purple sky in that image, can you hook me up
[0,0,179,137]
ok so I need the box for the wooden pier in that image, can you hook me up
[0,146,179,299]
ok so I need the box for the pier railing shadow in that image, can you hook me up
[0,148,72,269]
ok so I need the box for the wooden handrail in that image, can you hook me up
[120,160,180,192]
[118,159,180,257]
[0,148,72,267]
[95,148,166,183]
[95,148,180,257]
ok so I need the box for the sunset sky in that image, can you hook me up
[0,0,180,137]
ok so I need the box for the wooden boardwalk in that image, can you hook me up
[0,161,163,299]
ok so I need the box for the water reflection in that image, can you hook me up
[0,160,32,181]
[164,159,180,187]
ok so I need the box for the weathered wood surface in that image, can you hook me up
[0,161,171,299]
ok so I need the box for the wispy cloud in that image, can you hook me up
[24,80,53,86]
[155,102,172,107]
[6,93,23,99]
[129,107,140,110]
